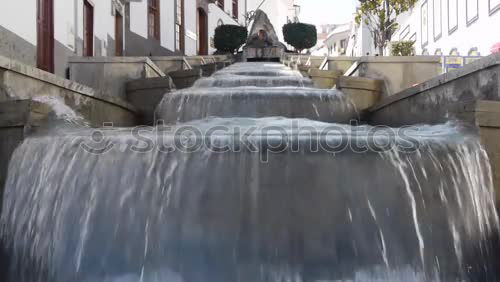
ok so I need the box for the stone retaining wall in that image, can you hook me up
[68,57,166,99]
[0,55,137,127]
[367,54,500,126]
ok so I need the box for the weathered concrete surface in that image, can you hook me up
[185,56,207,68]
[0,100,52,207]
[323,56,359,74]
[68,57,165,99]
[126,77,175,125]
[283,55,358,75]
[150,55,233,75]
[337,76,383,111]
[0,55,137,127]
[168,69,202,89]
[351,56,442,97]
[150,56,188,73]
[305,56,326,68]
[309,69,343,89]
[367,53,500,127]
[473,100,500,206]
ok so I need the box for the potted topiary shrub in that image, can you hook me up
[214,24,248,54]
[282,23,317,53]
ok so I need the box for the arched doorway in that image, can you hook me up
[197,8,208,55]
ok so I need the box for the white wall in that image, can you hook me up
[0,0,37,45]
[207,3,240,54]
[324,30,351,56]
[163,0,175,51]
[54,0,76,51]
[129,1,148,39]
[394,0,500,56]
[346,19,376,57]
[0,0,121,75]
[184,0,197,55]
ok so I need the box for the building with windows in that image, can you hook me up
[345,16,377,57]
[0,0,245,77]
[313,22,352,56]
[393,0,500,56]
[347,0,500,57]
[207,0,246,53]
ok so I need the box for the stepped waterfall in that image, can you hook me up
[1,62,499,282]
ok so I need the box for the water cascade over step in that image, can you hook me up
[156,63,357,124]
[1,63,499,282]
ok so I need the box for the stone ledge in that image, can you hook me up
[367,53,500,113]
[125,77,175,92]
[357,55,441,63]
[68,56,165,77]
[0,99,50,128]
[0,55,136,112]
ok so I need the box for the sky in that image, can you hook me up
[295,0,358,27]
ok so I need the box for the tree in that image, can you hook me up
[213,25,248,54]
[355,0,417,56]
[282,23,317,54]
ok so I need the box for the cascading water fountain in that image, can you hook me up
[0,11,499,281]
[0,61,499,282]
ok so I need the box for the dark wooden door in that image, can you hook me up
[36,0,54,73]
[197,8,208,55]
[115,12,123,56]
[83,0,94,56]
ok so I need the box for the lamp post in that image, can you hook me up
[293,4,300,23]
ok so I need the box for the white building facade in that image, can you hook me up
[394,0,500,56]
[208,0,246,53]
[0,0,245,77]
[345,18,377,57]
[313,23,353,56]
[347,0,500,57]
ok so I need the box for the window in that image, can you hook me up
[340,39,346,49]
[148,0,160,39]
[232,0,238,19]
[175,0,185,53]
[421,0,428,47]
[448,0,458,35]
[466,0,479,26]
[216,0,224,9]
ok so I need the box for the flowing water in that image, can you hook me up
[1,63,499,282]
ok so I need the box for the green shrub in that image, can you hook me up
[390,41,416,56]
[282,23,317,53]
[214,24,248,54]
